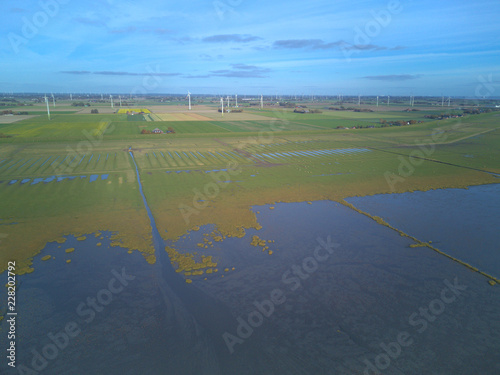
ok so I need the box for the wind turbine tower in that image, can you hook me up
[187,91,191,110]
[220,97,224,117]
[376,96,379,108]
[447,97,451,106]
[387,95,390,106]
[70,93,73,101]
[260,94,263,110]
[358,95,361,106]
[235,94,238,108]
[44,95,51,120]
[51,93,55,107]
[110,95,114,108]
[119,95,122,107]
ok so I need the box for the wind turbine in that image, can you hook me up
[110,95,114,108]
[226,95,230,108]
[387,95,390,106]
[358,95,361,106]
[70,93,73,101]
[51,93,55,107]
[376,96,379,108]
[235,94,238,108]
[260,94,263,110]
[220,97,224,117]
[447,97,451,106]
[119,95,122,107]
[187,91,191,110]
[44,95,51,120]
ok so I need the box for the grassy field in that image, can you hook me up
[0,104,498,275]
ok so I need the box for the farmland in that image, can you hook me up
[0,101,499,276]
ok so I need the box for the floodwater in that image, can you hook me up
[346,183,500,278]
[1,183,500,374]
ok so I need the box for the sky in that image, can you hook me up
[1,0,499,96]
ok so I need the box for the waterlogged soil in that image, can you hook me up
[1,202,499,375]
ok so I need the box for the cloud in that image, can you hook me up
[183,64,271,79]
[273,39,341,50]
[152,28,171,35]
[273,39,388,51]
[94,71,180,76]
[60,71,180,77]
[185,74,212,79]
[60,71,92,75]
[231,63,259,70]
[363,74,422,81]
[210,64,270,78]
[202,34,262,43]
[109,26,137,34]
[175,36,195,44]
[74,17,106,27]
[138,27,173,35]
[344,44,386,51]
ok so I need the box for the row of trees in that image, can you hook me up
[328,106,374,112]
[380,119,420,127]
[293,108,322,113]
[217,108,244,112]
[1,110,29,115]
[141,127,175,134]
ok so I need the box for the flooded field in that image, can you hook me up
[1,105,499,374]
[3,0,500,372]
[1,188,499,374]
[346,184,500,278]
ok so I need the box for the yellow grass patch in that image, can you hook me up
[116,108,151,114]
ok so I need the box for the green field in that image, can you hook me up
[1,104,499,274]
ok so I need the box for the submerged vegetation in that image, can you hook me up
[0,98,499,282]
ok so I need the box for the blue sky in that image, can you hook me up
[1,0,499,96]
